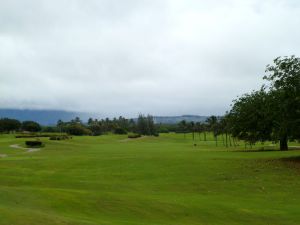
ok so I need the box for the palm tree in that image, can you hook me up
[206,116,219,146]
[178,120,188,139]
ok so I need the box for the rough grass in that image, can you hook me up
[0,133,299,225]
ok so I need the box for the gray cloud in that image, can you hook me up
[1,0,300,117]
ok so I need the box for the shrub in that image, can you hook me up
[157,127,169,133]
[42,126,59,133]
[89,124,103,136]
[16,134,67,138]
[49,135,71,140]
[114,127,128,135]
[128,134,141,139]
[66,124,92,136]
[25,141,43,147]
[16,135,35,138]
[153,133,159,137]
[16,134,49,138]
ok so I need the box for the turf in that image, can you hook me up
[0,133,299,225]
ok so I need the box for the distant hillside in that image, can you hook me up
[154,115,208,124]
[0,109,88,125]
[0,109,208,125]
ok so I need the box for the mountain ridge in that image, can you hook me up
[0,109,208,125]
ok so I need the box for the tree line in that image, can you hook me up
[0,119,41,133]
[0,114,158,136]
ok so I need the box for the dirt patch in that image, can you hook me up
[118,136,147,142]
[0,154,7,158]
[288,146,300,150]
[10,144,41,153]
[276,156,300,171]
[281,156,300,163]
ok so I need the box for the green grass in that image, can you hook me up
[0,133,299,225]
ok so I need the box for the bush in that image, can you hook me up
[153,133,159,137]
[128,134,142,139]
[25,141,43,147]
[114,127,128,135]
[157,127,169,133]
[42,126,59,133]
[16,134,67,138]
[66,124,92,136]
[16,134,50,138]
[89,124,103,136]
[16,135,36,138]
[49,135,71,140]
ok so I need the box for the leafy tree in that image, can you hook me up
[146,115,156,135]
[128,119,136,133]
[137,114,147,135]
[201,123,208,141]
[66,124,91,136]
[136,114,157,136]
[73,117,81,124]
[87,118,94,126]
[178,120,188,138]
[0,118,21,133]
[194,122,202,140]
[57,119,64,133]
[114,127,127,134]
[264,56,300,150]
[156,124,170,133]
[89,123,103,136]
[42,126,58,133]
[228,89,273,145]
[21,121,41,132]
[227,56,300,150]
[206,116,220,146]
[219,115,233,147]
[189,122,196,140]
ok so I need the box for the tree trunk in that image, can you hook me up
[280,135,288,151]
[222,134,225,146]
[233,138,237,147]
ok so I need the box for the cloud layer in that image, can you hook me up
[1,0,300,117]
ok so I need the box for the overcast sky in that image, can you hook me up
[0,0,300,117]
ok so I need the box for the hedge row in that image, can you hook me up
[49,135,72,141]
[128,134,142,139]
[16,134,58,138]
[25,141,43,147]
